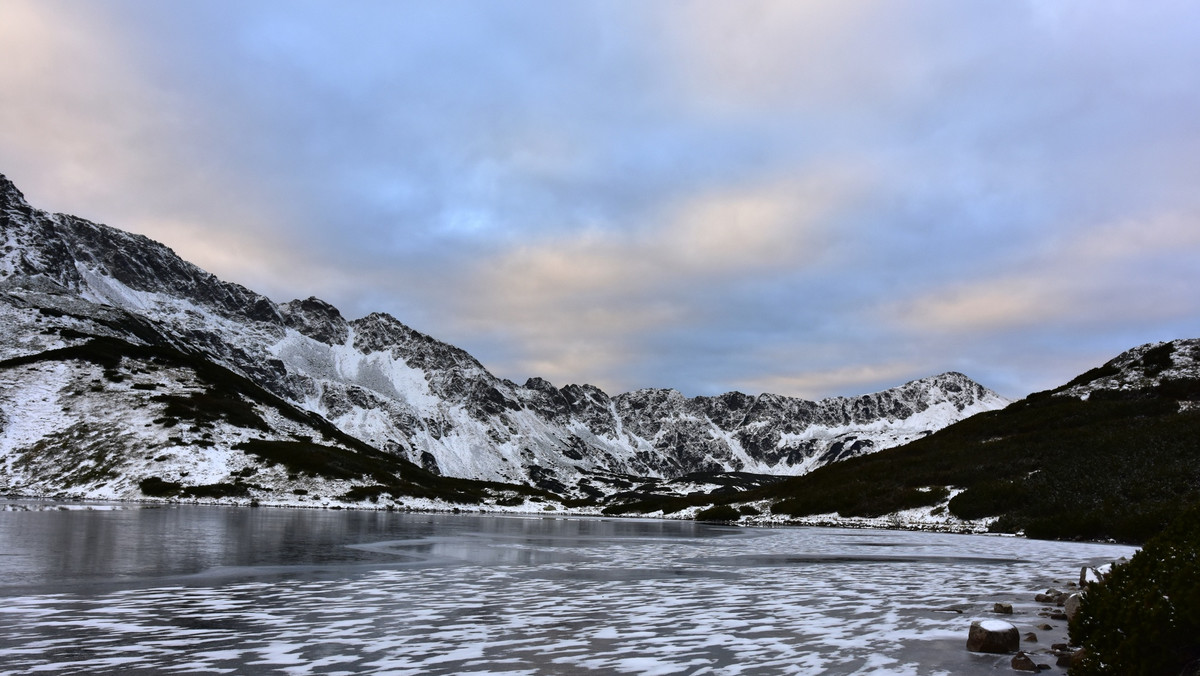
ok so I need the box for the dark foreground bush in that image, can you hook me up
[1069,503,1200,675]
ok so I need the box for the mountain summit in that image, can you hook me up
[0,173,1008,505]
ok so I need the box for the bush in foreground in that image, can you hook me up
[1069,503,1200,675]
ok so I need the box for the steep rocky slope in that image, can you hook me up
[0,173,1008,504]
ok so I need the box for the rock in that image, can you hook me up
[1023,632,1038,642]
[1048,611,1068,621]
[1038,624,1054,631]
[966,619,1020,654]
[1063,593,1082,621]
[1034,588,1068,605]
[993,602,1014,614]
[278,296,350,345]
[1012,652,1038,671]
[1056,648,1086,668]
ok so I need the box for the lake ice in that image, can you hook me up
[0,504,1135,675]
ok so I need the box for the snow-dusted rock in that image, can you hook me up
[967,619,1020,654]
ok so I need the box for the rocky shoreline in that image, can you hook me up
[964,561,1122,671]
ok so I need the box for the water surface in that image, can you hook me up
[0,503,1135,675]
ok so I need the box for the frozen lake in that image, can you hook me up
[0,504,1134,675]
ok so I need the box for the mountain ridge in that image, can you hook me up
[0,172,1009,505]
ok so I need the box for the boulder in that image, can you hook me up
[966,619,1020,654]
[993,602,1013,614]
[1056,648,1086,668]
[1080,566,1100,586]
[1035,588,1068,605]
[1080,564,1115,587]
[1063,593,1082,621]
[1012,652,1038,671]
[1023,632,1038,643]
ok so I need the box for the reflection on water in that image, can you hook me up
[0,502,1136,675]
[0,504,729,592]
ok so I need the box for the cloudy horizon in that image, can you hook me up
[2,1,1199,400]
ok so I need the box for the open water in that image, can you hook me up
[0,503,1135,675]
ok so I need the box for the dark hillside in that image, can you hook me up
[762,376,1200,543]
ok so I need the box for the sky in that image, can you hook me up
[2,0,1199,400]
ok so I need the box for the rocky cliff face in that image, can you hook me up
[0,172,1010,501]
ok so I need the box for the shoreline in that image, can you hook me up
[0,493,1119,544]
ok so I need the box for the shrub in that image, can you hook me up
[181,482,251,499]
[1069,503,1200,675]
[138,476,182,497]
[695,504,741,522]
[753,393,1200,543]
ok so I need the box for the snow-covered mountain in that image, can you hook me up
[0,172,1009,503]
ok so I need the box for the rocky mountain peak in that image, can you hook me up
[350,312,486,373]
[523,376,556,392]
[1,193,282,326]
[279,296,349,345]
[0,173,29,210]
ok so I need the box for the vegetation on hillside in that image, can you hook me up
[602,376,1200,543]
[1069,503,1200,675]
[763,383,1200,543]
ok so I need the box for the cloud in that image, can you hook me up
[443,170,861,388]
[734,361,926,401]
[885,212,1200,334]
[3,1,1200,400]
[0,0,317,295]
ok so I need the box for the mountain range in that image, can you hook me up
[681,337,1200,543]
[5,171,1197,542]
[0,172,1010,508]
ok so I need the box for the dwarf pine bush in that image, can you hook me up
[1069,503,1200,675]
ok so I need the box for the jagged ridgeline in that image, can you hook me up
[0,171,1008,508]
